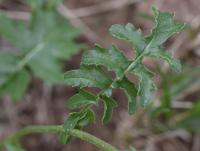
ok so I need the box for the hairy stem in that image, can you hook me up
[0,125,118,151]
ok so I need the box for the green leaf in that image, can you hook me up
[0,52,18,74]
[62,6,184,126]
[67,89,98,109]
[62,112,81,143]
[145,47,182,72]
[0,69,30,102]
[109,23,146,55]
[146,6,185,48]
[0,8,82,85]
[27,10,81,84]
[138,76,154,107]
[64,66,112,89]
[116,77,137,114]
[82,44,130,78]
[63,112,80,132]
[77,109,96,127]
[133,64,155,107]
[62,109,95,143]
[110,7,184,73]
[0,16,31,51]
[101,95,118,124]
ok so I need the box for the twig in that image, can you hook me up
[0,7,102,43]
[154,99,193,109]
[0,0,141,20]
[57,4,103,44]
[35,84,52,124]
[0,0,141,43]
[70,0,141,18]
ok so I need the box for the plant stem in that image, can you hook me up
[69,129,118,151]
[0,125,118,151]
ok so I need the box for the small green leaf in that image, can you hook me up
[82,44,130,78]
[67,90,98,109]
[145,47,182,72]
[139,76,154,107]
[101,95,118,124]
[62,109,95,143]
[133,64,155,107]
[63,112,80,132]
[77,109,96,127]
[0,8,82,85]
[109,23,146,55]
[116,77,137,114]
[62,112,81,143]
[146,6,185,48]
[64,66,112,89]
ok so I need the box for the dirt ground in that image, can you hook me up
[0,0,200,151]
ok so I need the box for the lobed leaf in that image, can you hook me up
[64,66,112,89]
[77,109,96,127]
[63,112,81,132]
[101,95,118,124]
[62,109,96,143]
[109,23,146,55]
[0,7,82,85]
[116,77,137,114]
[133,64,155,106]
[67,89,98,109]
[146,6,185,48]
[82,44,130,78]
[145,47,182,72]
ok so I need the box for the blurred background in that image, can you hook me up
[0,0,200,151]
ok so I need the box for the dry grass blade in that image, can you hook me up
[70,0,142,18]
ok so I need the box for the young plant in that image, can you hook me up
[0,6,185,151]
[150,65,200,132]
[0,0,82,102]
